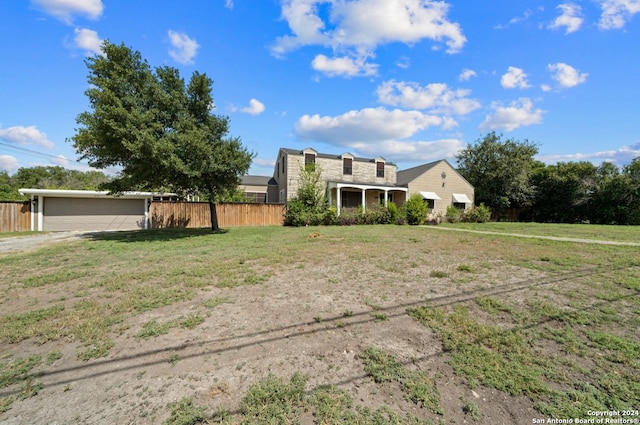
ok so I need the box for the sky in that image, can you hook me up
[1,0,640,179]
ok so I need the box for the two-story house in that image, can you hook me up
[272,148,407,215]
[269,147,474,216]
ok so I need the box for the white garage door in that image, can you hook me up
[43,197,146,231]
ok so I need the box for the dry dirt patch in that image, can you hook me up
[0,226,635,424]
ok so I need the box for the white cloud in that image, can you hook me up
[31,0,103,24]
[241,99,266,115]
[295,107,446,145]
[52,155,69,167]
[225,0,234,9]
[459,69,476,81]
[538,142,640,165]
[328,0,466,52]
[0,125,55,149]
[376,80,480,115]
[0,155,20,174]
[501,66,530,89]
[597,0,640,29]
[73,28,103,55]
[271,0,331,56]
[353,138,463,163]
[479,98,544,132]
[253,157,276,168]
[396,56,410,69]
[167,30,200,65]
[495,8,535,29]
[549,4,583,34]
[311,54,378,77]
[548,62,588,88]
[272,0,466,77]
[274,0,466,53]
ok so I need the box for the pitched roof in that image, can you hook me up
[240,175,277,186]
[395,160,442,186]
[396,159,473,188]
[279,147,387,164]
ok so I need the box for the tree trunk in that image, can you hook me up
[209,201,219,232]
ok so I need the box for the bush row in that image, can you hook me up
[445,203,491,223]
[284,196,491,227]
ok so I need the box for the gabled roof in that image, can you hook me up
[396,159,472,187]
[279,147,388,164]
[240,175,277,186]
[395,160,441,186]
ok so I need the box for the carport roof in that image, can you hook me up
[19,189,154,199]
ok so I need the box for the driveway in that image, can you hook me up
[0,231,94,254]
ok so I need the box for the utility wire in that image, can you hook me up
[0,141,121,176]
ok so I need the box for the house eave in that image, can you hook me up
[18,188,155,199]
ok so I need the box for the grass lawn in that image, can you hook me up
[439,221,640,243]
[0,224,638,423]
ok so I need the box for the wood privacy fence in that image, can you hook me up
[0,202,31,232]
[0,201,284,232]
[150,202,285,228]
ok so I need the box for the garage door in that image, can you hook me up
[43,197,146,231]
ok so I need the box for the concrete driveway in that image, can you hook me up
[0,231,94,254]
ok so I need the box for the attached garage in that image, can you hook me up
[18,189,153,232]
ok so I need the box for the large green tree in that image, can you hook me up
[71,41,253,231]
[529,161,597,223]
[456,132,539,212]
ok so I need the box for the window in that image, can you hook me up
[282,156,285,173]
[376,161,384,178]
[341,190,361,208]
[343,157,352,175]
[425,199,435,210]
[305,153,316,171]
[453,202,466,210]
[379,193,394,204]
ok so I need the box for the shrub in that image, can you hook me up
[322,206,338,225]
[284,199,324,226]
[405,194,428,225]
[462,203,491,223]
[386,202,401,224]
[445,205,461,223]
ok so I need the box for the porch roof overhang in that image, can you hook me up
[420,191,441,200]
[452,193,472,203]
[327,181,408,193]
[18,188,154,199]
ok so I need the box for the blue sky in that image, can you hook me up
[1,0,639,178]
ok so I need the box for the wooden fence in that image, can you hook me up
[0,202,31,232]
[149,202,285,228]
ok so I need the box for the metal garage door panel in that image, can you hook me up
[43,198,145,231]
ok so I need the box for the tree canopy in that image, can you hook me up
[0,166,111,201]
[456,132,539,211]
[71,41,253,231]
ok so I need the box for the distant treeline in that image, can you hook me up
[457,132,640,225]
[0,166,111,201]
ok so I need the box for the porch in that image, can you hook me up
[326,182,409,215]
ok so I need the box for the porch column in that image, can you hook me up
[30,195,35,231]
[37,196,44,231]
[384,190,389,207]
[336,187,341,216]
[361,189,366,212]
[144,199,150,229]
